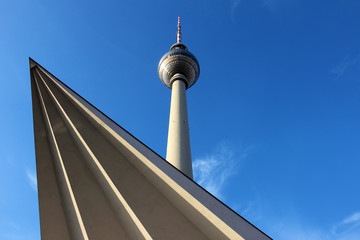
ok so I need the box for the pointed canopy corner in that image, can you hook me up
[29,57,38,69]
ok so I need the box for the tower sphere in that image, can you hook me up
[158,43,200,89]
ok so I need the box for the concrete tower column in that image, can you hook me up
[166,77,192,178]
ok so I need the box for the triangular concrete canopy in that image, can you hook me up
[30,58,272,240]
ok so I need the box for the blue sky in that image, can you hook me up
[1,0,360,239]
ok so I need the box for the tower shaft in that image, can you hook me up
[166,79,193,178]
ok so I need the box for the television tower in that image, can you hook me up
[158,16,200,179]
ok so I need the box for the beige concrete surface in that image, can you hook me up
[166,79,193,179]
[30,58,272,240]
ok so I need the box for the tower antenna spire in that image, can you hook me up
[177,15,181,43]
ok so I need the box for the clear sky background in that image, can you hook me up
[1,0,360,239]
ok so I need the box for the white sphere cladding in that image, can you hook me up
[158,43,200,89]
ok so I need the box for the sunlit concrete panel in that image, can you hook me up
[30,58,272,240]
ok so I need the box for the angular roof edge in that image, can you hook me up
[30,57,272,240]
